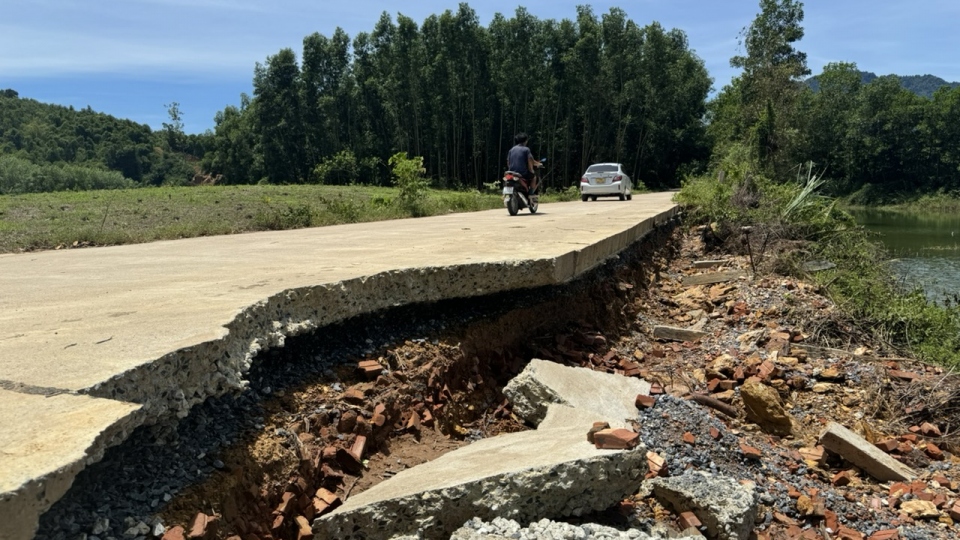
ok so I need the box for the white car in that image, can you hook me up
[579,163,632,201]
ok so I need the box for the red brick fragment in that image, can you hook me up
[899,433,918,443]
[709,427,721,440]
[277,491,297,515]
[594,428,640,450]
[271,514,285,532]
[932,474,950,487]
[896,442,914,454]
[188,513,219,540]
[888,370,920,381]
[335,447,363,474]
[949,501,960,521]
[824,509,839,532]
[706,378,722,392]
[406,410,421,431]
[924,443,944,460]
[587,421,611,444]
[350,435,367,462]
[646,451,667,477]
[832,470,853,487]
[837,526,864,540]
[875,439,899,453]
[635,394,656,409]
[787,485,802,499]
[295,516,313,540]
[920,422,942,437]
[678,511,701,529]
[649,382,665,395]
[682,432,696,445]
[357,359,383,379]
[739,443,762,460]
[162,526,187,540]
[342,388,365,404]
[908,425,921,434]
[867,530,899,540]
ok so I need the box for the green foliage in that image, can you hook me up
[388,152,428,213]
[678,171,960,367]
[254,203,315,230]
[201,6,710,190]
[312,150,368,185]
[0,90,208,189]
[0,155,134,194]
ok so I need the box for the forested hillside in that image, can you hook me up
[706,0,960,201]
[807,71,960,98]
[0,90,209,193]
[202,5,713,190]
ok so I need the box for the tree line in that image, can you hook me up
[708,0,960,201]
[203,4,713,190]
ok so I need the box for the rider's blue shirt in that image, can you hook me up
[507,145,532,174]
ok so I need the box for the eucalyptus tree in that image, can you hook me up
[253,48,306,183]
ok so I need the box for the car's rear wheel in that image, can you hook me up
[581,194,588,202]
[626,193,632,201]
[619,193,625,201]
[590,195,597,201]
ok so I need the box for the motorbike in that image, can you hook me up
[502,159,544,216]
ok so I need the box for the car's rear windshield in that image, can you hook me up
[586,164,618,173]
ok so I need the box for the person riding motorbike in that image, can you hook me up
[506,132,542,193]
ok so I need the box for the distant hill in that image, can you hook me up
[807,71,960,98]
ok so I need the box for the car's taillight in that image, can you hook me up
[580,177,588,183]
[614,175,622,181]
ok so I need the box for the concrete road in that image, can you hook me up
[0,193,678,540]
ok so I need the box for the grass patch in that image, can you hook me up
[0,185,509,253]
[678,170,960,367]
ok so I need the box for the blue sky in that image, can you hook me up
[3,0,959,134]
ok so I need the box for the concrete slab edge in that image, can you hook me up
[315,448,647,540]
[15,206,676,540]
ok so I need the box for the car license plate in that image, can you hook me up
[502,186,514,194]
[596,178,605,184]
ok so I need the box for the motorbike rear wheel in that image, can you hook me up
[528,196,539,214]
[506,193,520,215]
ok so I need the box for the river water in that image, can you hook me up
[849,209,960,305]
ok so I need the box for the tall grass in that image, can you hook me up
[0,155,134,194]
[677,166,960,367]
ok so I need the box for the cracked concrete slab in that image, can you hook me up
[0,389,141,540]
[314,425,647,540]
[504,358,651,428]
[316,361,656,539]
[0,195,677,539]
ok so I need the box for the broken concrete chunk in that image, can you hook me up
[314,425,646,540]
[819,422,916,482]
[503,359,650,427]
[646,471,758,540]
[740,379,797,437]
[683,270,746,286]
[653,325,708,343]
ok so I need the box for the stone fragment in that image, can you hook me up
[819,422,916,482]
[647,472,758,540]
[740,379,797,436]
[593,428,639,450]
[920,422,942,437]
[867,530,899,540]
[899,500,939,519]
[653,325,708,343]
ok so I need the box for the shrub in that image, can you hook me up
[0,155,134,194]
[388,153,428,215]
